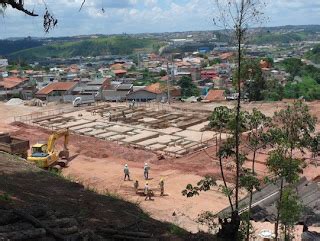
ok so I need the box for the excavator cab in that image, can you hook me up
[31,143,48,157]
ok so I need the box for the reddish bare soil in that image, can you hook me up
[1,101,320,236]
[4,120,320,233]
[0,152,218,240]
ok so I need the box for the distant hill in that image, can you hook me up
[0,38,44,56]
[305,44,320,64]
[2,25,320,62]
[251,25,320,45]
[7,36,163,62]
[252,32,306,44]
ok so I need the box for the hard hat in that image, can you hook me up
[145,163,148,166]
[125,164,128,167]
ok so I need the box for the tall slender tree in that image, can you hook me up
[212,0,267,216]
[266,101,316,239]
[242,108,271,240]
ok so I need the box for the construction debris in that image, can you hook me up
[24,98,44,107]
[5,98,24,106]
[0,133,29,158]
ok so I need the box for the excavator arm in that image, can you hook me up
[47,128,69,153]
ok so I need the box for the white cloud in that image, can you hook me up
[0,0,319,38]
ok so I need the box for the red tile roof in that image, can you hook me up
[205,90,225,102]
[112,69,127,75]
[219,52,234,60]
[9,70,19,74]
[110,63,124,70]
[0,77,28,89]
[36,82,77,95]
[144,82,164,94]
[25,70,34,74]
[160,76,169,81]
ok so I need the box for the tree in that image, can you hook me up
[0,0,58,32]
[281,58,303,81]
[241,108,271,240]
[159,69,167,77]
[237,59,265,101]
[183,107,271,240]
[213,1,267,235]
[266,101,316,239]
[261,78,284,101]
[279,188,302,240]
[182,1,267,239]
[177,76,199,97]
[209,106,235,211]
[0,0,38,16]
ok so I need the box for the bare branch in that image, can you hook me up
[79,0,85,12]
[1,0,38,16]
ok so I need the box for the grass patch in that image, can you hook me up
[169,224,187,236]
[0,193,12,202]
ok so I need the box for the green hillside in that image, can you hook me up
[252,32,306,45]
[305,44,320,64]
[8,36,163,61]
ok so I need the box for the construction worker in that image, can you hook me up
[159,178,164,196]
[144,163,150,180]
[123,164,130,181]
[144,182,152,201]
[134,180,139,194]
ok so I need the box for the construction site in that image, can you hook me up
[14,103,223,157]
[1,100,320,240]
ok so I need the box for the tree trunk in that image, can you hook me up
[246,148,257,241]
[235,28,242,212]
[275,177,284,240]
[218,132,234,212]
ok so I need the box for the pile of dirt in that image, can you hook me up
[5,98,24,106]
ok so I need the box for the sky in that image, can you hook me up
[0,0,320,38]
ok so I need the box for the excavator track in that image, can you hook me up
[57,159,68,168]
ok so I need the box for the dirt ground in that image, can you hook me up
[1,101,320,239]
[7,122,234,233]
[0,152,212,240]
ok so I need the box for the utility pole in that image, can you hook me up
[166,60,170,104]
[168,54,175,105]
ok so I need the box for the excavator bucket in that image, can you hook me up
[59,150,69,160]
[57,159,68,167]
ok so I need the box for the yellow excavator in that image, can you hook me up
[27,128,70,169]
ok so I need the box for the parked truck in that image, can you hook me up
[72,96,95,107]
[0,133,30,158]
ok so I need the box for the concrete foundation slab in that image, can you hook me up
[187,121,210,131]
[175,130,216,142]
[157,127,182,135]
[105,125,133,133]
[122,131,159,143]
[87,129,108,137]
[108,135,126,141]
[164,146,185,153]
[97,132,118,139]
[76,128,94,134]
[148,143,167,151]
